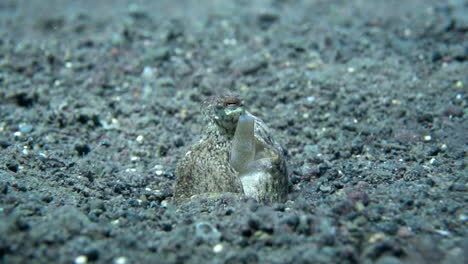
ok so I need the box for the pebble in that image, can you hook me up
[307,63,319,69]
[84,248,99,261]
[141,66,155,80]
[195,222,221,245]
[154,165,164,176]
[306,96,316,102]
[213,244,223,253]
[433,229,451,236]
[136,135,144,143]
[458,213,467,222]
[397,226,412,238]
[18,123,32,133]
[150,47,169,61]
[156,77,175,87]
[319,185,332,193]
[257,10,279,25]
[6,162,19,173]
[74,144,91,156]
[74,255,87,264]
[22,146,29,155]
[368,232,386,243]
[114,257,128,264]
[443,105,463,118]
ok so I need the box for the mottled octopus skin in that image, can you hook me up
[174,96,288,203]
[174,124,244,202]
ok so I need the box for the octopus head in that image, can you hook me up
[205,94,245,134]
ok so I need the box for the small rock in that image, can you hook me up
[319,185,332,193]
[0,140,10,149]
[6,162,18,173]
[74,255,87,264]
[427,146,441,156]
[141,66,155,80]
[194,222,221,245]
[156,77,175,87]
[150,47,170,61]
[442,105,463,118]
[154,165,164,176]
[423,135,432,142]
[114,257,128,264]
[74,144,91,156]
[213,244,223,253]
[136,135,144,143]
[83,247,99,261]
[18,123,33,133]
[13,92,37,107]
[257,10,279,29]
[417,113,433,123]
[397,226,412,238]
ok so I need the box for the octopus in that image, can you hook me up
[174,94,288,203]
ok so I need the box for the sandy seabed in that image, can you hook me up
[0,0,466,263]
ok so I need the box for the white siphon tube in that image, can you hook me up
[230,114,255,173]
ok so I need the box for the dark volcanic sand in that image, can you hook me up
[0,0,467,263]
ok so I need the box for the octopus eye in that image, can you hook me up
[223,97,241,107]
